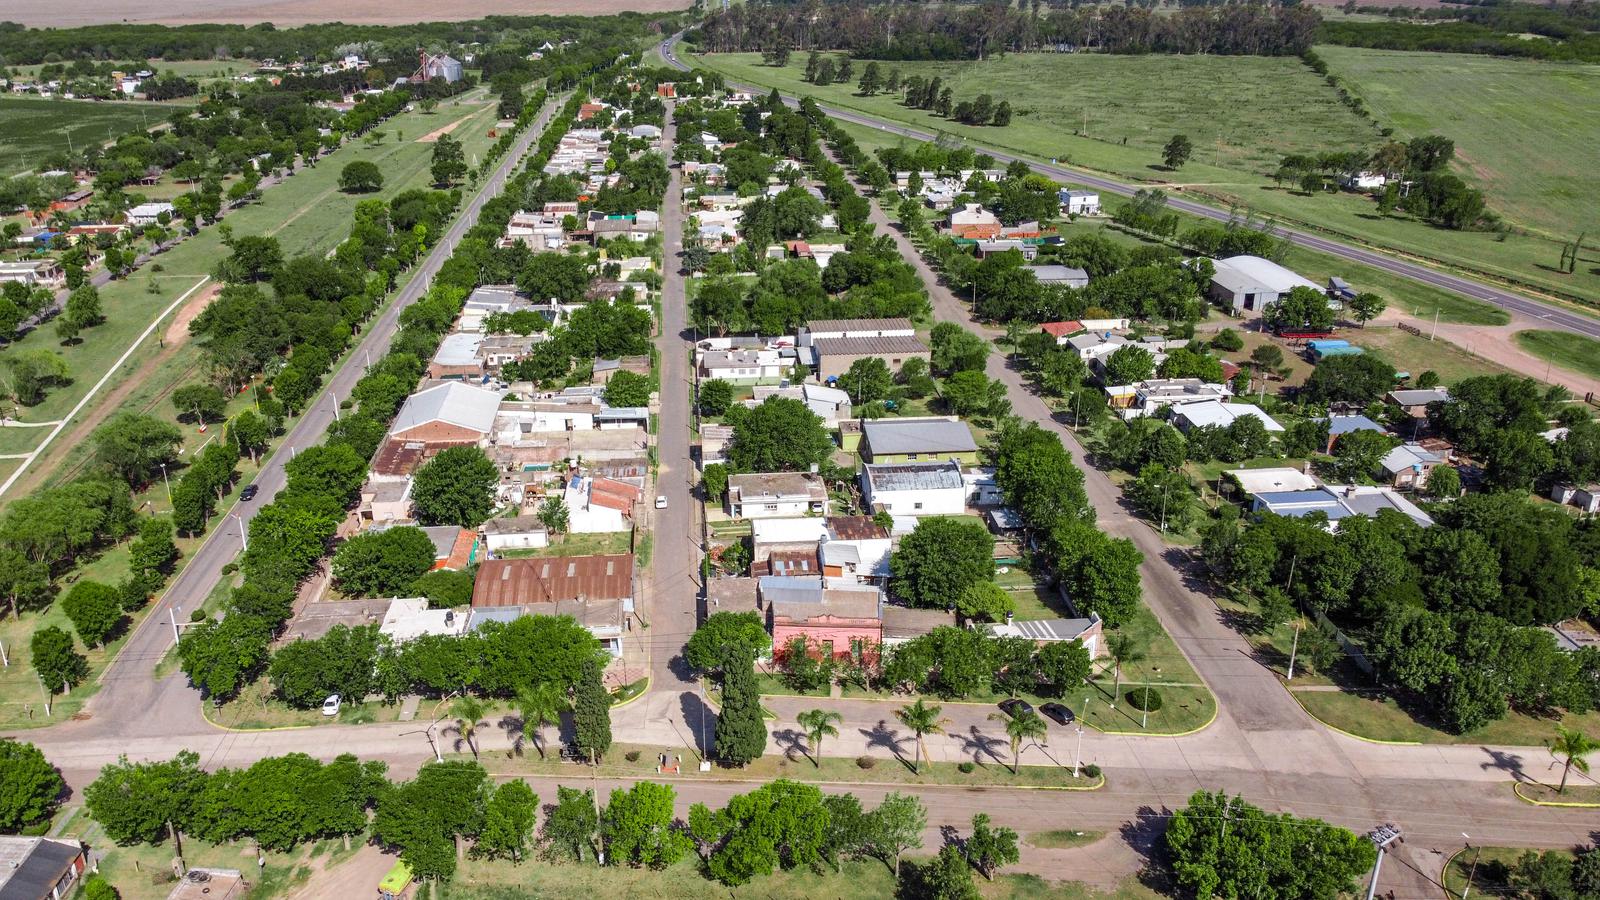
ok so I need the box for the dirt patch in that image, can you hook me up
[282,843,397,900]
[416,111,477,143]
[165,282,219,345]
[3,0,689,27]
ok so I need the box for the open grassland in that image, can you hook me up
[1292,686,1600,745]
[694,50,1600,307]
[0,96,161,176]
[1317,46,1600,239]
[1346,325,1513,383]
[1514,329,1600,381]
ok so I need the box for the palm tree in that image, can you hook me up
[896,699,949,774]
[1106,632,1145,710]
[452,696,489,760]
[797,708,842,768]
[517,682,566,760]
[989,709,1049,774]
[1550,725,1598,794]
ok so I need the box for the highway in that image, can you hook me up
[45,94,564,743]
[657,34,1600,342]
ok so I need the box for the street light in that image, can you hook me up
[401,691,461,764]
[1460,833,1481,900]
[1071,724,1084,778]
[160,462,172,504]
[1364,823,1402,900]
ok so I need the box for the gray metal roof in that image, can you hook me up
[862,418,977,455]
[390,382,502,436]
[864,461,966,492]
[812,335,928,357]
[0,837,82,900]
[985,617,1095,642]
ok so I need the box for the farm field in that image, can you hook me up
[1317,46,1600,239]
[0,96,162,176]
[692,50,1600,308]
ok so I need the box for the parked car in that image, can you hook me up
[240,484,259,501]
[1041,702,1074,725]
[655,495,668,509]
[321,693,341,717]
[998,698,1034,719]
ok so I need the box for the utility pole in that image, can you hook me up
[1460,833,1481,899]
[1286,618,1302,680]
[169,605,182,645]
[1431,308,1440,341]
[1365,824,1402,900]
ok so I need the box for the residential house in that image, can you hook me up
[479,334,539,374]
[415,53,463,83]
[1250,484,1434,528]
[0,837,88,900]
[591,216,657,243]
[860,460,967,517]
[1170,399,1285,433]
[945,203,1002,239]
[629,123,662,140]
[426,332,487,380]
[1206,255,1324,314]
[976,239,1037,261]
[727,471,829,519]
[418,524,477,570]
[1040,321,1085,345]
[390,382,503,444]
[1109,378,1232,420]
[820,515,892,583]
[1551,483,1600,514]
[590,355,650,385]
[860,417,980,465]
[0,259,64,288]
[501,211,567,251]
[167,869,247,900]
[1059,189,1102,216]
[1026,265,1090,288]
[493,400,596,439]
[799,317,916,345]
[750,382,852,426]
[359,478,412,523]
[1225,467,1320,500]
[699,424,734,468]
[481,515,549,552]
[881,606,957,646]
[563,473,639,533]
[698,348,787,382]
[811,334,930,382]
[380,597,469,644]
[470,555,635,655]
[126,201,174,225]
[761,575,883,660]
[1387,388,1450,420]
[752,517,830,576]
[1379,442,1443,490]
[1324,415,1387,451]
[984,614,1104,659]
[1338,171,1387,191]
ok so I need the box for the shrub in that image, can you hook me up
[1083,763,1102,779]
[1125,687,1163,711]
[856,755,876,770]
[624,750,641,762]
[957,761,976,774]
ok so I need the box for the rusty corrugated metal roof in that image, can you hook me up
[472,554,634,608]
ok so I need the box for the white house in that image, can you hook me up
[1170,399,1284,433]
[126,201,175,225]
[493,402,597,441]
[1059,189,1101,216]
[860,460,967,517]
[726,472,829,519]
[798,317,916,346]
[698,348,787,382]
[482,515,549,553]
[1339,171,1387,191]
[380,597,469,644]
[1110,378,1233,421]
[1206,255,1323,314]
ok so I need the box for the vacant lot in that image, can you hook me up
[1318,46,1600,239]
[0,96,158,176]
[5,0,690,26]
[1514,329,1600,380]
[695,50,1600,306]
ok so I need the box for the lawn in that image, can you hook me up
[205,677,402,730]
[1516,782,1600,805]
[0,96,159,176]
[1444,846,1570,900]
[1345,325,1512,384]
[1291,687,1600,746]
[1027,829,1105,850]
[1514,329,1600,381]
[693,49,1600,308]
[498,530,634,558]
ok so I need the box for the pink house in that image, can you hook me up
[760,575,882,661]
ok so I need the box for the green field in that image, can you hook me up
[690,49,1600,308]
[1514,329,1600,380]
[1318,47,1600,239]
[0,96,162,176]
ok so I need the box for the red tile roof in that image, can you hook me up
[1041,321,1084,338]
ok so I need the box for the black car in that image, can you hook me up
[1041,702,1075,725]
[998,698,1035,719]
[240,484,259,501]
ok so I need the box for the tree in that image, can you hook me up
[536,496,569,535]
[838,356,893,405]
[1163,134,1194,169]
[689,780,829,885]
[541,786,599,862]
[715,645,767,766]
[797,708,842,767]
[699,378,734,416]
[919,844,981,900]
[84,750,207,848]
[989,708,1047,773]
[1348,292,1386,327]
[63,284,103,332]
[411,446,497,527]
[1165,791,1376,900]
[941,371,1005,418]
[572,656,612,764]
[956,580,1014,623]
[373,760,491,881]
[604,371,653,408]
[338,160,384,193]
[516,682,566,760]
[475,780,537,862]
[930,322,989,374]
[602,781,691,868]
[889,515,994,611]
[857,61,882,95]
[1249,342,1284,374]
[1303,353,1397,405]
[452,696,489,760]
[431,134,467,186]
[0,550,49,619]
[61,580,123,647]
[0,739,64,832]
[171,384,228,424]
[965,813,1020,880]
[332,526,437,597]
[895,699,948,774]
[1264,286,1336,334]
[1069,534,1144,628]
[4,350,69,406]
[992,101,1014,127]
[701,463,729,505]
[1036,640,1092,698]
[518,252,591,302]
[867,792,926,879]
[727,396,833,473]
[685,611,771,674]
[1102,345,1156,385]
[177,614,270,703]
[93,413,181,488]
[1424,464,1461,500]
[1551,725,1597,794]
[1105,632,1145,711]
[30,626,87,694]
[1331,428,1395,483]
[215,235,283,284]
[268,624,381,709]
[82,875,119,900]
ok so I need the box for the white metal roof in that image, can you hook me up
[390,382,503,436]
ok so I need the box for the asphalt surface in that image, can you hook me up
[657,35,1600,342]
[46,94,563,743]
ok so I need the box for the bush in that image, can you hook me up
[1125,687,1163,711]
[1083,763,1102,779]
[624,750,641,762]
[957,761,975,774]
[856,755,876,770]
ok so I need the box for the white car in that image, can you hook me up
[321,693,342,717]
[655,495,668,509]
